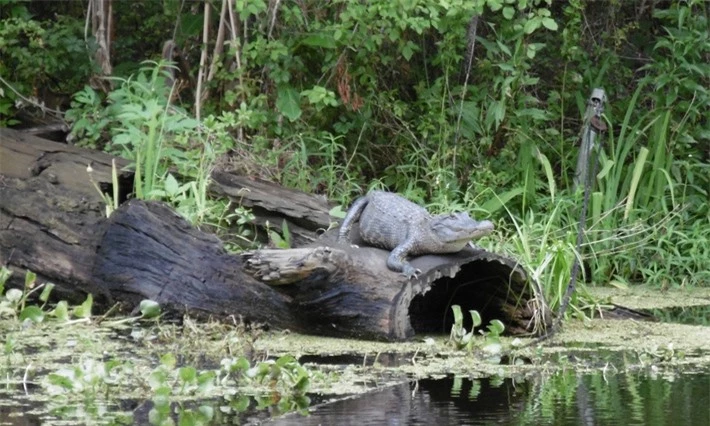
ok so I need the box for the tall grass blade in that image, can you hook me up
[624,147,649,220]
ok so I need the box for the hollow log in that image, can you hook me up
[93,200,548,339]
[1,128,550,340]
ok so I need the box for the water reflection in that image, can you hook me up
[642,305,710,326]
[269,371,710,425]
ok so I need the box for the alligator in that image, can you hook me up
[337,191,494,279]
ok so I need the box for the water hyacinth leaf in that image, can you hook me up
[51,300,69,321]
[148,369,169,390]
[487,319,505,335]
[24,270,36,289]
[451,304,463,325]
[231,356,251,372]
[197,371,216,393]
[161,353,177,369]
[179,366,197,384]
[73,293,93,318]
[198,405,215,422]
[139,299,161,318]
[276,355,297,367]
[20,305,44,323]
[5,288,23,303]
[470,310,482,328]
[39,283,55,302]
[230,395,251,412]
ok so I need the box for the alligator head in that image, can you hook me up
[431,212,494,248]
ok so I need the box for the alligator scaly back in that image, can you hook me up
[338,191,494,279]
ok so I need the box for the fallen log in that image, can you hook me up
[92,199,297,328]
[0,176,108,302]
[209,170,333,247]
[93,199,548,339]
[1,129,550,339]
[0,127,132,203]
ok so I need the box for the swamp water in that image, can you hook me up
[2,288,710,425]
[5,367,707,425]
[272,371,710,425]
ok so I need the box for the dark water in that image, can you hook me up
[643,305,710,326]
[269,371,710,425]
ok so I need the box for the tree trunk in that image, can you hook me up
[1,128,550,340]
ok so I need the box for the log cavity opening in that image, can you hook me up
[408,259,523,335]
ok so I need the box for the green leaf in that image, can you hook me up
[596,159,615,180]
[48,372,74,390]
[39,283,55,302]
[51,301,69,321]
[24,270,36,289]
[470,310,482,328]
[73,293,93,318]
[487,0,503,12]
[523,18,540,34]
[301,33,336,49]
[451,305,463,325]
[180,13,203,38]
[402,41,417,61]
[276,85,302,122]
[197,371,216,392]
[329,205,347,219]
[161,353,177,369]
[0,266,12,291]
[178,366,197,383]
[164,173,180,197]
[19,306,44,323]
[487,319,505,335]
[480,187,524,214]
[541,17,558,31]
[139,299,161,318]
[502,6,515,19]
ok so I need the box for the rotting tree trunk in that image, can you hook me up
[0,176,109,303]
[92,200,296,328]
[209,170,333,247]
[93,199,548,340]
[1,128,550,340]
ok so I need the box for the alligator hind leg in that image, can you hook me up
[337,195,370,243]
[387,239,421,279]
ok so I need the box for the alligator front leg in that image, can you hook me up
[387,239,421,279]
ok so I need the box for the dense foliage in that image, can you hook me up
[1,0,708,306]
